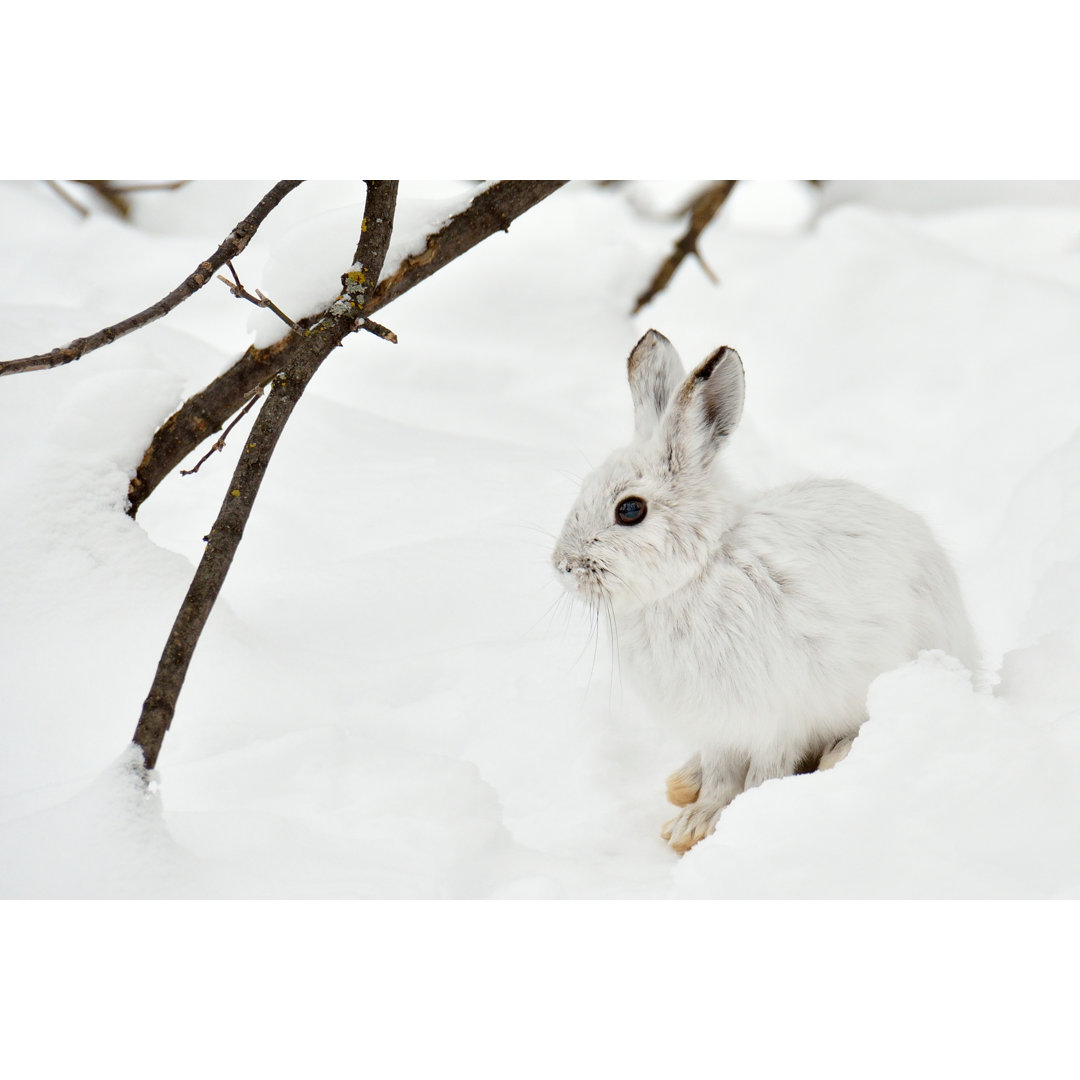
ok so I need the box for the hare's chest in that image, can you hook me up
[617,572,774,712]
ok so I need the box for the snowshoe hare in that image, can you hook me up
[552,330,976,854]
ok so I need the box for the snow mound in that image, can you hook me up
[672,653,1080,898]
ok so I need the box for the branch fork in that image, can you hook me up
[216,261,305,336]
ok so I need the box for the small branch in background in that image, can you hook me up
[216,260,305,336]
[106,181,189,196]
[74,181,132,218]
[44,180,190,221]
[632,180,738,314]
[179,388,264,477]
[0,180,304,379]
[44,180,90,218]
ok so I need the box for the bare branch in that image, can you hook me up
[0,180,304,378]
[632,180,738,314]
[131,182,400,772]
[126,180,567,518]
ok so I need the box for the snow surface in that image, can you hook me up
[3,179,1080,898]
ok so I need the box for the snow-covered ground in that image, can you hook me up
[3,179,1080,899]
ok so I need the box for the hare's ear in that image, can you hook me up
[666,346,745,469]
[627,330,685,439]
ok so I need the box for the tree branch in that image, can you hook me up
[631,180,737,314]
[0,180,304,378]
[126,180,567,517]
[131,181,400,772]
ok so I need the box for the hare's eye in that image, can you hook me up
[615,497,647,526]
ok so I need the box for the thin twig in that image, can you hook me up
[222,260,243,290]
[0,180,304,378]
[632,180,738,314]
[131,182,400,772]
[357,318,397,343]
[254,291,304,335]
[215,261,305,335]
[179,389,264,476]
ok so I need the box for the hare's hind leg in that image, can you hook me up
[665,752,702,807]
[817,735,854,771]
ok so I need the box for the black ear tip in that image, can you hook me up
[694,345,743,382]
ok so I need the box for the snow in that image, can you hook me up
[3,179,1080,899]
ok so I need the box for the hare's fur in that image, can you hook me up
[553,331,976,854]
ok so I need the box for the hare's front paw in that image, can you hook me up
[665,753,703,807]
[661,801,725,854]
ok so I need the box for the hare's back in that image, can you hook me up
[734,478,974,665]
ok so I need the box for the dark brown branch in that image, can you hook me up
[126,180,567,518]
[0,180,304,378]
[631,180,738,314]
[131,182,400,772]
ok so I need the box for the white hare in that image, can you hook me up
[552,330,977,854]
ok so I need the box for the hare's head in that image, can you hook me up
[552,330,745,614]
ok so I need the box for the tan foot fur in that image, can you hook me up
[661,801,725,854]
[665,755,703,807]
